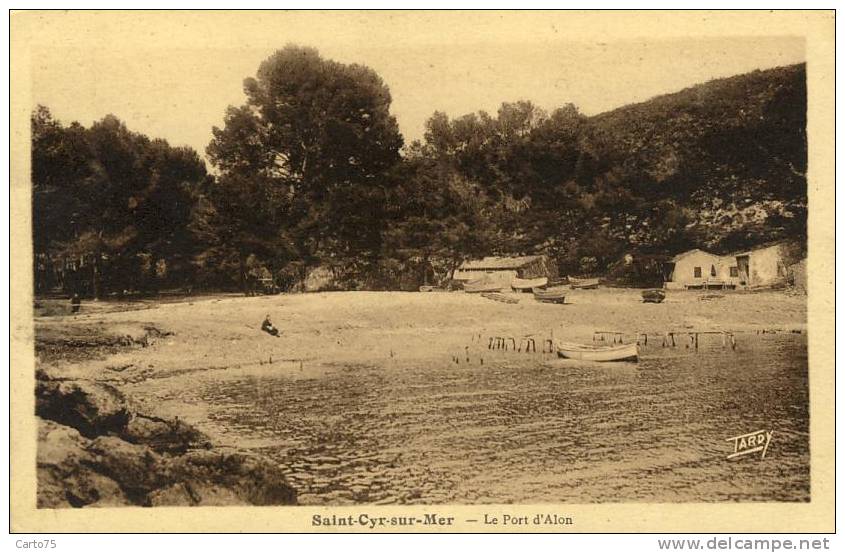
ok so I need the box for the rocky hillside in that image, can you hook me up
[582,63,807,255]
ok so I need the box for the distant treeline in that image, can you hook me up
[32,46,807,296]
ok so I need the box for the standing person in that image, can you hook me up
[70,293,81,314]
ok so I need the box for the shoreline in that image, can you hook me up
[33,288,807,506]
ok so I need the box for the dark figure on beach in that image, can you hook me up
[70,293,81,314]
[261,314,281,337]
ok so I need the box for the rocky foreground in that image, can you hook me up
[35,362,297,508]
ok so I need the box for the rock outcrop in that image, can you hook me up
[35,370,297,508]
[36,379,130,438]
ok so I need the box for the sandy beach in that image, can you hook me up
[36,288,807,380]
[34,288,809,505]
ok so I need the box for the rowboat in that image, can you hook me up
[464,277,503,293]
[481,292,520,304]
[556,341,639,362]
[568,277,600,289]
[532,286,567,304]
[641,289,666,303]
[511,277,548,291]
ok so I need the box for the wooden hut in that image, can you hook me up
[454,255,556,292]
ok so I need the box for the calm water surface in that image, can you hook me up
[192,334,808,504]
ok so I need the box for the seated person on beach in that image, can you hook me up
[261,314,281,337]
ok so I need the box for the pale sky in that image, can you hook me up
[19,11,806,162]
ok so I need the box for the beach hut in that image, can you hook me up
[454,255,556,292]
[733,242,799,289]
[663,249,741,290]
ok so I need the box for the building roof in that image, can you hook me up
[728,239,799,258]
[458,255,545,270]
[670,249,723,263]
[732,244,784,257]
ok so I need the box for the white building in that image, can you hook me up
[663,249,741,290]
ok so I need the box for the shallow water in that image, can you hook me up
[191,333,808,504]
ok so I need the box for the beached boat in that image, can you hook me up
[641,289,666,303]
[463,277,504,293]
[511,277,548,291]
[568,277,600,289]
[532,286,567,304]
[481,292,520,304]
[556,341,639,362]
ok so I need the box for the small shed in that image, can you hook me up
[454,255,556,291]
[733,243,795,288]
[663,249,741,290]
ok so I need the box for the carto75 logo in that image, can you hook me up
[726,430,773,460]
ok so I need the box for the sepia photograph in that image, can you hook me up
[9,9,835,533]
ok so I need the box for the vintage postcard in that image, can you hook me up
[9,10,835,533]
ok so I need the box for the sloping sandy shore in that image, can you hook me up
[34,289,807,505]
[36,288,806,380]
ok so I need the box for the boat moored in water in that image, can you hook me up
[556,341,639,362]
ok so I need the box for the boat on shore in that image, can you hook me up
[511,277,548,291]
[463,277,503,293]
[556,341,639,362]
[481,292,520,304]
[568,277,600,289]
[641,289,666,303]
[532,286,567,304]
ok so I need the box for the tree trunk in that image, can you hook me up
[300,264,308,293]
[239,255,248,296]
[92,254,102,300]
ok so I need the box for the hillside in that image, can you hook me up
[581,64,807,255]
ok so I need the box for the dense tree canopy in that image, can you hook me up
[32,55,807,295]
[32,107,208,296]
[206,45,403,289]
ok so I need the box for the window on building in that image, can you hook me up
[694,267,702,278]
[711,265,717,277]
[730,267,739,277]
